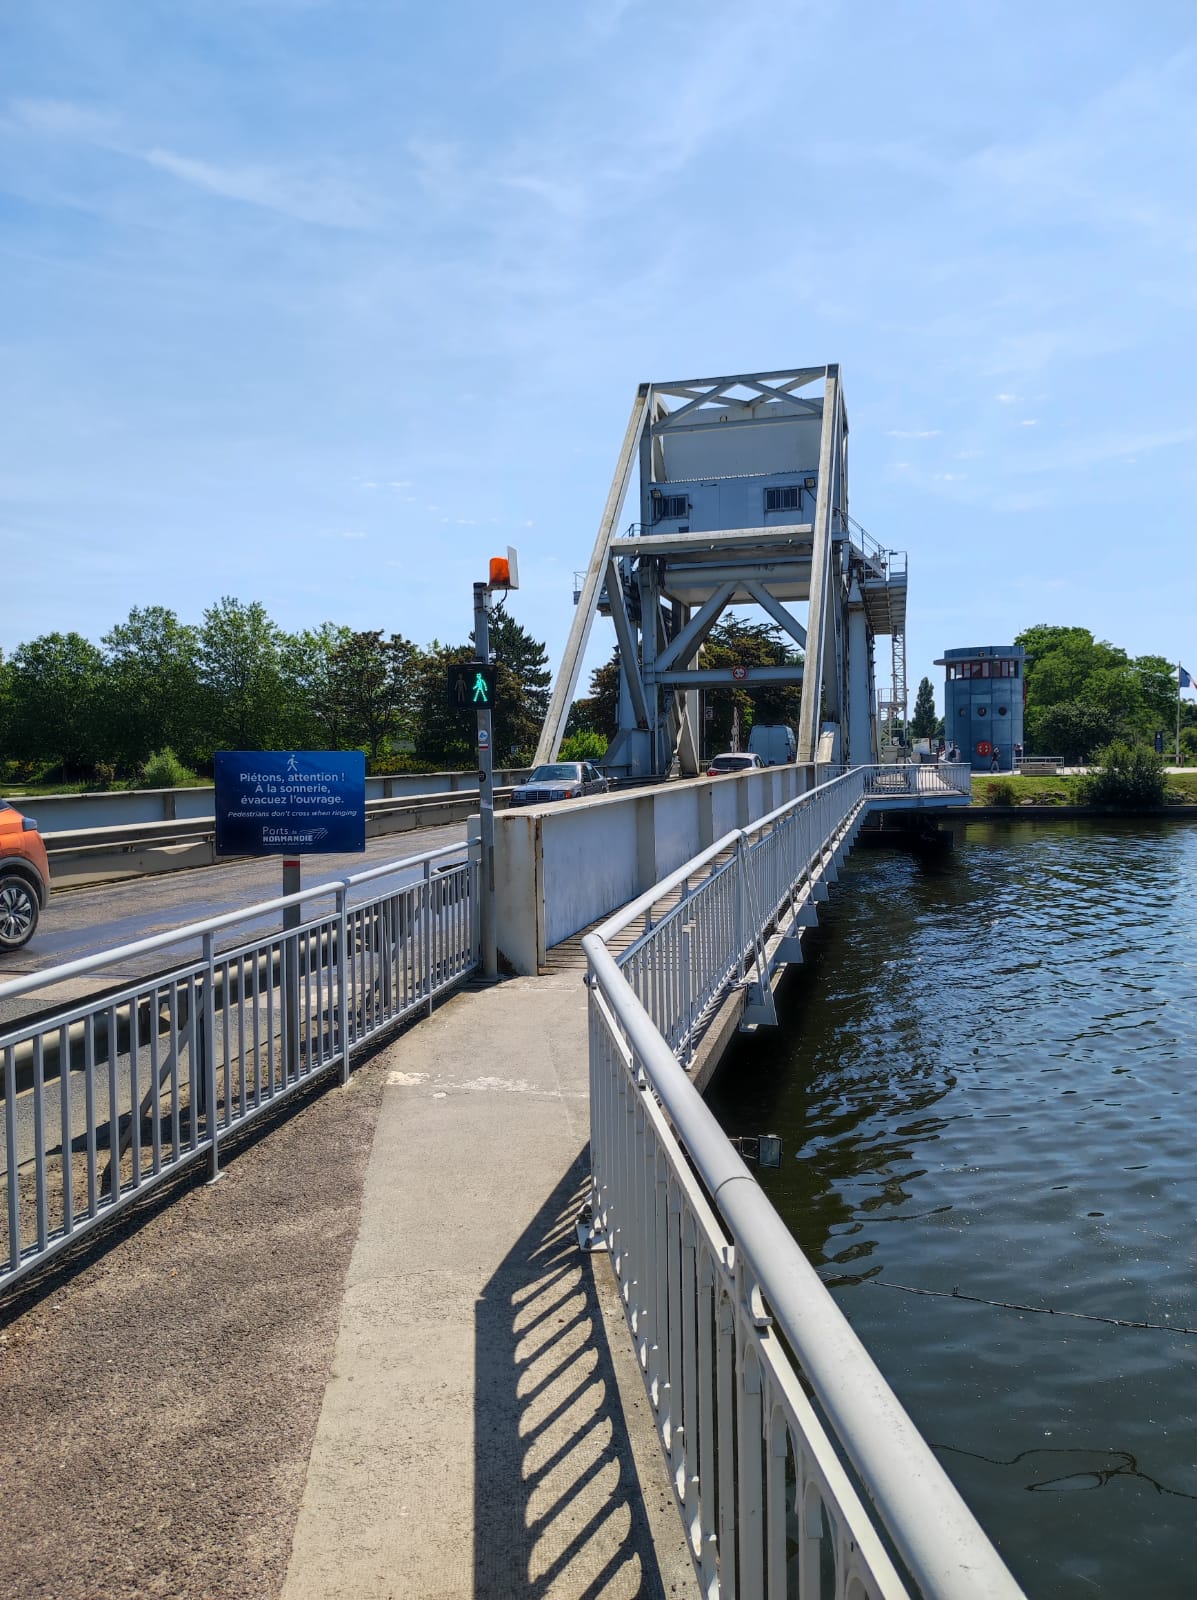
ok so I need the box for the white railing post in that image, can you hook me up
[337,885,350,1084]
[203,931,220,1182]
[423,857,435,1016]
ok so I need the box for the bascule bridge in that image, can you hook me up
[536,365,909,777]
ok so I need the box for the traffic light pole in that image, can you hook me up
[474,581,498,978]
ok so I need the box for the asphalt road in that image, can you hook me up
[0,820,467,1029]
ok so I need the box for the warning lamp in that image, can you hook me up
[488,545,520,591]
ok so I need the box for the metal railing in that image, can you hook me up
[582,770,1022,1598]
[1,841,477,1295]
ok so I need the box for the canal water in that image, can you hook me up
[706,819,1197,1600]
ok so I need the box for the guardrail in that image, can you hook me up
[1,840,477,1295]
[582,769,1022,1598]
[41,789,510,889]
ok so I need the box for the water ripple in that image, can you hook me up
[706,820,1197,1599]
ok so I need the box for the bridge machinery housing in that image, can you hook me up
[537,367,909,778]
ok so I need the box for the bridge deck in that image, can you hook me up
[280,971,699,1600]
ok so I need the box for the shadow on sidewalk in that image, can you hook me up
[473,1151,670,1599]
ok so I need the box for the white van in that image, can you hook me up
[747,724,797,766]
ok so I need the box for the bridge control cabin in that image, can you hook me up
[935,644,1026,771]
[536,367,910,781]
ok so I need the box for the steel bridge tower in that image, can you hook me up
[536,366,907,777]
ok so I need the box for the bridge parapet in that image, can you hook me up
[488,763,969,974]
[487,764,818,973]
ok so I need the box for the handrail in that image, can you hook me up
[0,840,471,1004]
[583,761,1022,1597]
[2,839,479,1294]
[584,933,1022,1597]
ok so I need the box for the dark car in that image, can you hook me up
[0,800,51,950]
[509,762,610,806]
[705,753,765,776]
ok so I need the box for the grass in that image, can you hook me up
[971,772,1197,807]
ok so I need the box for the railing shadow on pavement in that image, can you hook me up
[473,1151,677,1600]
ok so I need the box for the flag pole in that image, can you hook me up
[1177,660,1183,767]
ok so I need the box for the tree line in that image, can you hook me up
[0,598,551,784]
[3,599,1190,788]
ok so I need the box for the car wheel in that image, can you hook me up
[0,872,39,950]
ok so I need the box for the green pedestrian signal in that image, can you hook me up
[447,661,497,712]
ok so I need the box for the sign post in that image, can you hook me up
[214,752,367,1076]
[473,584,497,979]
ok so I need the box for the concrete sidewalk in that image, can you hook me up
[281,968,700,1600]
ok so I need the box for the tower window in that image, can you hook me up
[764,485,801,513]
[656,495,689,520]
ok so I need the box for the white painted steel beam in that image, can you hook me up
[535,385,649,765]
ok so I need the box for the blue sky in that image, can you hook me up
[2,0,1195,712]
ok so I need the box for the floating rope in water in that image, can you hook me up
[869,1279,1197,1337]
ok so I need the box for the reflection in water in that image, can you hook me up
[705,820,1197,1599]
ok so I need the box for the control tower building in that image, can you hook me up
[935,645,1026,771]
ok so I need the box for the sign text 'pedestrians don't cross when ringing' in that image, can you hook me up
[214,750,366,856]
[446,661,497,711]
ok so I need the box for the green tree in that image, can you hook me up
[1034,700,1112,764]
[1080,742,1167,808]
[102,606,202,770]
[412,643,475,770]
[328,629,421,764]
[197,598,288,754]
[479,610,552,765]
[1016,624,1169,753]
[566,650,621,742]
[4,632,106,775]
[276,623,352,750]
[910,676,938,740]
[560,729,608,761]
[701,619,802,756]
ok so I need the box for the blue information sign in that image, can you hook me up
[214,751,366,857]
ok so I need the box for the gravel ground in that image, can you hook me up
[0,1046,390,1600]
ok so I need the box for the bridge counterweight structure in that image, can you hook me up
[536,366,908,777]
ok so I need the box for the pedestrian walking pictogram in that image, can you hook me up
[446,661,497,711]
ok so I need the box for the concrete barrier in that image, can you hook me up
[44,790,513,889]
[489,766,814,973]
[13,769,530,834]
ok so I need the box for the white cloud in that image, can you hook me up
[142,147,376,229]
[9,98,115,140]
[885,428,940,439]
[1020,419,1039,427]
[996,393,1017,404]
[338,530,367,540]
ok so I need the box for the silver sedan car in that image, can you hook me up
[508,762,610,806]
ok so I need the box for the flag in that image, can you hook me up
[1181,665,1193,689]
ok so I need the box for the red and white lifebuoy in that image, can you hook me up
[976,740,992,757]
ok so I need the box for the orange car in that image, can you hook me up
[0,800,51,950]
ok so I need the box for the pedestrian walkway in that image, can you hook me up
[281,965,700,1600]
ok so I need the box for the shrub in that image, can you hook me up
[90,762,116,790]
[1079,741,1166,809]
[986,778,1017,806]
[559,730,608,762]
[139,748,197,790]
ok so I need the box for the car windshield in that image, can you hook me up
[710,755,749,770]
[527,764,580,782]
